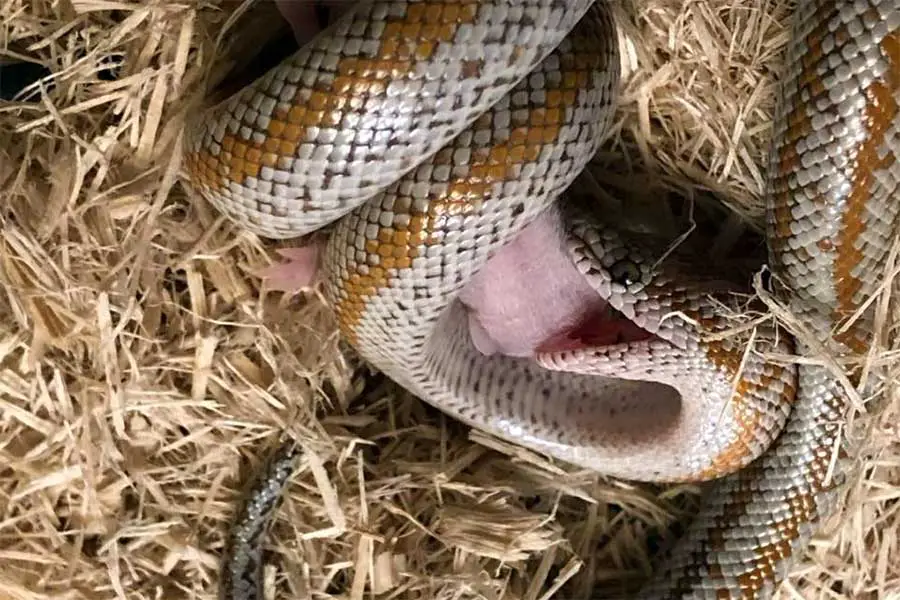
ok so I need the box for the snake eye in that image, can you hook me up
[609,260,641,286]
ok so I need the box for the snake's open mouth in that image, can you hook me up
[534,302,657,355]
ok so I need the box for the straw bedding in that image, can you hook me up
[1,0,898,599]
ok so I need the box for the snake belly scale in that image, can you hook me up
[181,1,900,599]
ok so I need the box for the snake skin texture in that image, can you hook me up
[183,0,596,238]
[181,1,900,598]
[220,442,301,600]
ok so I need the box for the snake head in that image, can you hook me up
[534,192,793,401]
[524,195,797,481]
[534,194,740,361]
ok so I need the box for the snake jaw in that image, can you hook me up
[532,310,684,380]
[533,300,658,355]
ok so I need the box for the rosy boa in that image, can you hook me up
[182,1,900,598]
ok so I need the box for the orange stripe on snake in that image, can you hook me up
[834,30,900,352]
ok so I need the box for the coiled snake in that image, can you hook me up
[182,1,900,598]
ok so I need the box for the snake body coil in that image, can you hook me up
[183,1,900,598]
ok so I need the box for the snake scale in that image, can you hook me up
[181,1,900,598]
